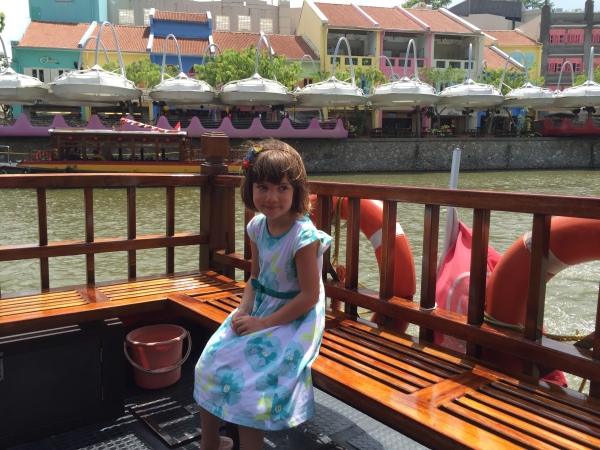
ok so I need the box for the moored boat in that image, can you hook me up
[16,119,242,174]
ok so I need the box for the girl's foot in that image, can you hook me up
[200,436,233,450]
[218,436,234,450]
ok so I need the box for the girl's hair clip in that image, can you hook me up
[243,144,263,168]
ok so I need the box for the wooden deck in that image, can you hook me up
[1,136,600,449]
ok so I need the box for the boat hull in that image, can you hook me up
[17,160,241,174]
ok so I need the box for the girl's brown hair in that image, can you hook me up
[240,139,311,215]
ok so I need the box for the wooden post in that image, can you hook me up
[200,132,236,279]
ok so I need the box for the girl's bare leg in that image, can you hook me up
[199,407,223,450]
[238,425,265,450]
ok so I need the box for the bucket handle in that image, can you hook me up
[124,330,192,374]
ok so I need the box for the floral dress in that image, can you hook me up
[193,214,331,430]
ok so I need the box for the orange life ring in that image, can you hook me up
[485,216,600,385]
[310,196,416,331]
[34,150,50,162]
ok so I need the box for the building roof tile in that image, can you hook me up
[360,6,425,31]
[154,11,208,23]
[407,9,473,34]
[17,21,149,52]
[483,45,520,70]
[314,3,374,28]
[212,32,317,60]
[484,30,540,46]
[151,36,209,55]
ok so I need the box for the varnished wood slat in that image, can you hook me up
[451,395,595,450]
[212,250,252,272]
[318,345,421,393]
[481,382,600,433]
[465,208,490,359]
[330,326,464,377]
[526,213,551,342]
[0,233,207,262]
[470,389,600,444]
[85,186,95,284]
[166,185,175,273]
[315,195,333,282]
[337,319,475,371]
[37,188,50,290]
[419,203,439,343]
[443,400,562,450]
[322,333,439,389]
[380,200,396,303]
[415,372,495,407]
[344,198,360,317]
[127,185,136,278]
[0,292,87,316]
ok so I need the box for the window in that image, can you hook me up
[238,15,251,32]
[26,68,47,82]
[143,9,151,26]
[436,60,446,68]
[119,9,135,25]
[361,58,371,66]
[260,18,273,34]
[216,15,230,31]
[593,32,600,44]
[566,30,584,44]
[549,29,566,44]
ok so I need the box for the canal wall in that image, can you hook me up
[288,137,600,173]
[3,136,600,173]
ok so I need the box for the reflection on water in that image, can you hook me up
[1,169,598,390]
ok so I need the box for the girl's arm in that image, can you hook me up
[234,240,320,335]
[230,240,259,332]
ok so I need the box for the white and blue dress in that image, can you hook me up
[193,214,331,430]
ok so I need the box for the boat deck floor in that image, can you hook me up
[6,323,428,450]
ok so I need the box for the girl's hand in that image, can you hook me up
[232,314,266,336]
[230,309,250,333]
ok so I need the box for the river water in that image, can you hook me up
[1,169,599,389]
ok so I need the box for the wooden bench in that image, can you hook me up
[165,288,600,450]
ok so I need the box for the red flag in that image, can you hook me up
[175,121,181,130]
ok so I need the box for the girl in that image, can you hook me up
[193,139,331,450]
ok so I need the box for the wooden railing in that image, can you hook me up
[1,170,599,399]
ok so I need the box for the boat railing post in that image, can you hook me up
[200,132,235,278]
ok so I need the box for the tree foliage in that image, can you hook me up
[520,0,553,9]
[574,67,600,86]
[418,67,467,91]
[193,47,302,90]
[102,57,178,88]
[401,0,452,9]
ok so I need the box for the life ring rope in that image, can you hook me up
[483,311,591,342]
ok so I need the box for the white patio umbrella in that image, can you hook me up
[438,44,503,109]
[149,36,219,107]
[368,39,439,109]
[293,37,368,108]
[219,32,294,107]
[499,50,554,109]
[52,22,142,103]
[0,35,50,105]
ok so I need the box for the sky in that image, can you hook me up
[0,0,592,57]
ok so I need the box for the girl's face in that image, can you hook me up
[252,176,294,221]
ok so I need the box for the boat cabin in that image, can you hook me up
[49,128,192,162]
